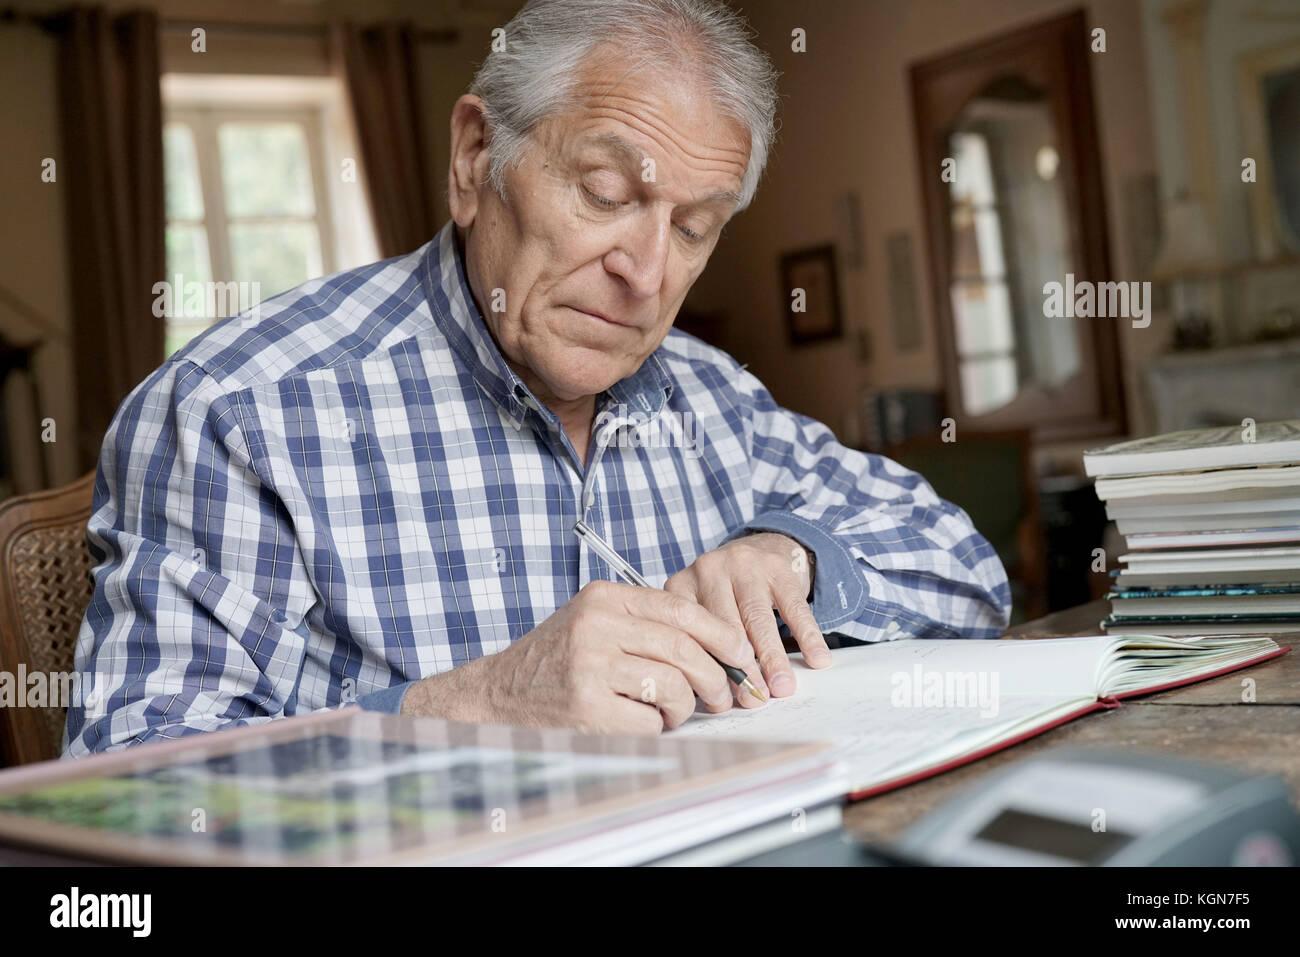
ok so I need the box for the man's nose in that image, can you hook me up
[605,213,670,299]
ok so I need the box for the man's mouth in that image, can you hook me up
[566,305,629,328]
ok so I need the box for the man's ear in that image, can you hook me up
[448,94,492,228]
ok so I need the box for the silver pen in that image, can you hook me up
[572,520,766,703]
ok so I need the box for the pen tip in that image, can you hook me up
[744,680,767,703]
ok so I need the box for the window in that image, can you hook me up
[161,75,379,355]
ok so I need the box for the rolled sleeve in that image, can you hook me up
[729,366,1012,642]
[732,510,867,631]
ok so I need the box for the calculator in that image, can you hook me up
[733,749,1300,866]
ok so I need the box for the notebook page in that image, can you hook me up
[1099,635,1279,696]
[670,638,1113,785]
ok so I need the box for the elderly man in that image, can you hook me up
[65,0,1009,756]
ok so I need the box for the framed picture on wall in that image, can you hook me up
[779,244,842,346]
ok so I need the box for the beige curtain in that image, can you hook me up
[56,8,165,473]
[338,22,440,258]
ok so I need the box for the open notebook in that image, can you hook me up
[670,634,1289,800]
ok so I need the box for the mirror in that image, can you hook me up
[947,76,1080,415]
[1263,64,1300,252]
[910,9,1126,441]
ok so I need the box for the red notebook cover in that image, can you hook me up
[846,644,1292,802]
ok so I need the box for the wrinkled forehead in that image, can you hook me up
[537,52,751,193]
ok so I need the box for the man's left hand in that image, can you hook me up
[665,532,831,700]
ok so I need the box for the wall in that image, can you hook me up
[1140,0,1300,263]
[1139,0,1300,376]
[684,0,1161,465]
[0,22,79,488]
[0,0,490,490]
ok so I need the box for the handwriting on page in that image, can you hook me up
[670,638,1109,780]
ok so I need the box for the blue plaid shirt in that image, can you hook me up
[65,221,1010,756]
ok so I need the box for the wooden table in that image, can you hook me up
[841,599,1300,843]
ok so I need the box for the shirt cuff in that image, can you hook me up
[354,680,416,714]
[730,511,867,630]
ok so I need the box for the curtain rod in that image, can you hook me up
[0,7,59,30]
[0,9,460,44]
[159,20,460,44]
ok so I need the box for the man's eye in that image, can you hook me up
[584,188,623,209]
[677,223,706,242]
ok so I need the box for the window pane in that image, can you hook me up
[164,225,214,357]
[164,123,205,221]
[219,122,316,218]
[165,320,212,358]
[165,224,211,285]
[960,355,1019,416]
[951,279,1015,355]
[949,131,997,207]
[228,222,322,298]
[163,122,204,219]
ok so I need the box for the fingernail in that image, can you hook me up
[807,649,831,667]
[771,671,794,695]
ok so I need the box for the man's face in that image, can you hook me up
[456,55,751,403]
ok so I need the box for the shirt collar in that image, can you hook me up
[419,221,674,426]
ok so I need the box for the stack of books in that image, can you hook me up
[1084,420,1300,635]
[0,709,848,866]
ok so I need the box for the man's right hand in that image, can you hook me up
[400,580,769,734]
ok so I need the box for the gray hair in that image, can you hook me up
[469,0,778,212]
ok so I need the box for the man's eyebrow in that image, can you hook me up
[584,132,741,208]
[699,187,742,207]
[587,132,644,169]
